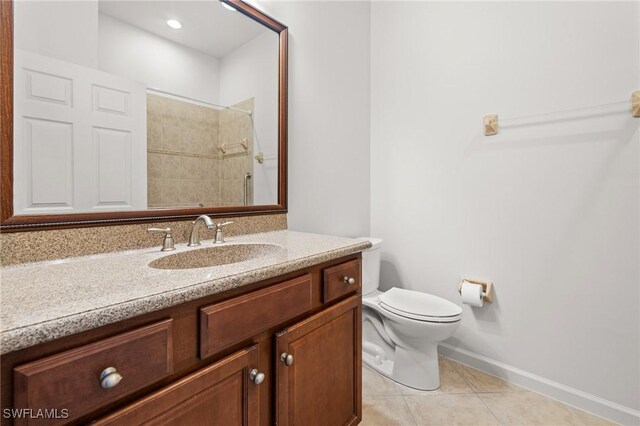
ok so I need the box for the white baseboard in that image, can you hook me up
[439,343,640,426]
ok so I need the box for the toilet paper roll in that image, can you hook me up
[461,282,484,307]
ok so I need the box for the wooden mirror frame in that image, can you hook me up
[0,0,287,232]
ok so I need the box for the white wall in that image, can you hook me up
[219,31,280,205]
[14,0,99,68]
[98,14,220,104]
[248,1,371,237]
[371,0,639,420]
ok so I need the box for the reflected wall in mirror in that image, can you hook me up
[6,0,284,223]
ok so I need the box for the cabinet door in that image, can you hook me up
[276,296,361,426]
[95,345,263,426]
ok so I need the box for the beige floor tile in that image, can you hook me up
[361,396,416,426]
[451,361,525,393]
[479,391,587,425]
[404,394,500,425]
[568,407,619,426]
[363,364,403,396]
[398,358,474,395]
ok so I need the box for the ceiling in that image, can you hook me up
[98,1,270,58]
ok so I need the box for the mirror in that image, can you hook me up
[0,0,287,230]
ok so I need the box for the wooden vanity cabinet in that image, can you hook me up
[2,254,362,426]
[276,296,361,426]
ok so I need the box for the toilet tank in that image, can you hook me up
[357,237,383,295]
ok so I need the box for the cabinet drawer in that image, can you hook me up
[322,259,360,303]
[94,345,260,426]
[14,319,173,425]
[200,274,313,359]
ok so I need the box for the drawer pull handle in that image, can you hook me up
[249,368,265,385]
[280,353,294,366]
[99,367,123,389]
[343,276,356,285]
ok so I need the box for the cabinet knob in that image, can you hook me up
[343,276,356,285]
[280,353,294,366]
[249,368,265,385]
[99,367,123,389]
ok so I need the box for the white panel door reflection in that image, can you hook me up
[13,50,146,214]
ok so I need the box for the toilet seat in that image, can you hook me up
[378,287,462,323]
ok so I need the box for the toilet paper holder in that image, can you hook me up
[458,279,494,303]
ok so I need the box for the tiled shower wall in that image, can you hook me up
[220,98,254,207]
[146,94,254,208]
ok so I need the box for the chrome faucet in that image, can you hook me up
[188,215,215,247]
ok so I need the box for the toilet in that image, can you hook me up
[359,238,462,390]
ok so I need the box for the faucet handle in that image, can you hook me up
[213,221,233,244]
[148,228,176,252]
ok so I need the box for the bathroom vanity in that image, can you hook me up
[0,231,369,425]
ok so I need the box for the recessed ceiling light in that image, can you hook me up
[221,2,237,12]
[166,19,182,29]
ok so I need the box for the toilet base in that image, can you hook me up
[363,341,441,391]
[392,344,440,390]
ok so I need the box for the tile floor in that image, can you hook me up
[362,358,617,426]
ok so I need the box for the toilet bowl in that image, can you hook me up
[359,238,462,390]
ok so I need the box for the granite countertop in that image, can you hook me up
[0,230,371,354]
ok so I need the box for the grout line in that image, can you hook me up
[441,359,480,395]
[400,395,419,426]
[444,356,528,393]
[457,355,506,425]
[462,360,506,426]
[474,391,505,426]
[448,357,479,391]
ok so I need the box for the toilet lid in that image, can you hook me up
[379,288,462,321]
